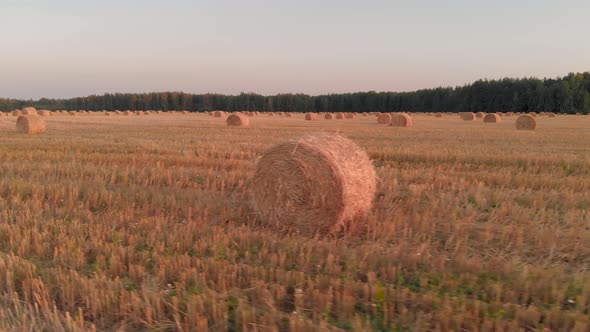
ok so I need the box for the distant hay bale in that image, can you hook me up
[68,111,77,116]
[461,112,476,121]
[16,115,46,134]
[325,113,335,120]
[345,113,355,119]
[21,107,37,115]
[12,110,22,116]
[227,113,250,127]
[390,113,413,127]
[475,112,484,118]
[483,113,501,123]
[38,110,51,116]
[285,113,292,117]
[434,113,443,118]
[362,113,368,116]
[105,112,111,116]
[213,110,226,118]
[305,113,318,120]
[252,132,376,236]
[516,115,536,130]
[247,111,255,117]
[335,112,344,119]
[528,112,537,117]
[548,113,556,117]
[377,113,392,124]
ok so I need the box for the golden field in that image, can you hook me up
[0,112,589,331]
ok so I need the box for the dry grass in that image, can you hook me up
[0,112,589,331]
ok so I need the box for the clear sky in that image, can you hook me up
[1,0,588,99]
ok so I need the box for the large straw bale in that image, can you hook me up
[390,113,413,127]
[483,113,501,123]
[16,115,46,134]
[252,133,376,236]
[227,113,250,127]
[516,114,536,130]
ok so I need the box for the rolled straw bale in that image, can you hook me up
[12,110,22,116]
[377,113,392,124]
[548,113,556,117]
[252,132,376,236]
[325,113,335,120]
[335,112,344,119]
[227,113,250,127]
[528,112,537,117]
[16,115,46,134]
[247,111,255,117]
[68,111,77,116]
[21,107,37,115]
[213,110,226,118]
[38,110,51,117]
[285,113,292,117]
[305,113,318,120]
[362,113,368,116]
[516,114,536,130]
[461,112,476,121]
[475,112,484,118]
[390,113,413,127]
[345,113,355,119]
[434,113,443,118]
[483,113,501,123]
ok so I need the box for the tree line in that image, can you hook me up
[2,72,589,114]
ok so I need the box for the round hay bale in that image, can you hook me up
[325,113,335,120]
[305,113,317,121]
[16,115,46,134]
[335,112,345,119]
[390,113,413,127]
[285,113,292,118]
[475,112,484,118]
[21,107,37,115]
[247,111,255,117]
[38,110,51,117]
[377,113,392,124]
[345,113,355,119]
[227,113,250,127]
[483,113,501,123]
[461,112,476,121]
[68,111,77,116]
[105,112,111,116]
[548,113,556,117]
[252,132,376,236]
[434,113,443,118]
[528,112,537,117]
[213,110,226,118]
[516,114,536,130]
[362,113,368,116]
[12,110,22,116]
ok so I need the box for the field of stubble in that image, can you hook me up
[0,112,589,331]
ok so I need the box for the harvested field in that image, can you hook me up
[0,112,588,331]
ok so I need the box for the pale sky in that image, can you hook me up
[1,0,588,99]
